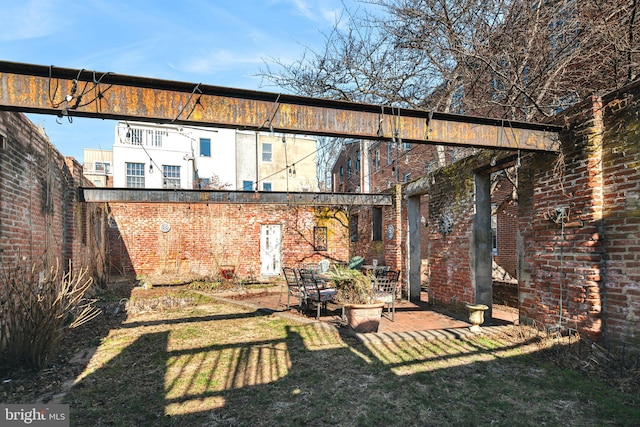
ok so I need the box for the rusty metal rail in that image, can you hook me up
[0,60,560,151]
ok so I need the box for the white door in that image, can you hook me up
[260,224,282,276]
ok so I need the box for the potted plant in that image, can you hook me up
[328,267,384,333]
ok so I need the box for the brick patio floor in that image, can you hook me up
[220,286,519,335]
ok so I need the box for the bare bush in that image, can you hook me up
[0,260,101,371]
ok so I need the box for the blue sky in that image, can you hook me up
[0,0,356,161]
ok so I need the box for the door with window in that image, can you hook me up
[260,224,282,276]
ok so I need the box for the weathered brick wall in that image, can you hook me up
[106,202,350,280]
[0,111,107,284]
[425,157,478,311]
[599,84,640,347]
[520,96,606,341]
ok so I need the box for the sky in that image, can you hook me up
[0,0,357,161]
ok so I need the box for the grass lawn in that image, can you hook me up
[61,291,640,426]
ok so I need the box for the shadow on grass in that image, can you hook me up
[64,305,640,427]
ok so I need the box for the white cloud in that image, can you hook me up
[0,1,65,41]
[170,49,264,75]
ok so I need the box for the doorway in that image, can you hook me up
[260,224,282,276]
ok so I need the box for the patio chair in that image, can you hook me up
[298,268,337,319]
[301,263,319,273]
[282,267,304,311]
[375,270,400,321]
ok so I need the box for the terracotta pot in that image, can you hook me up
[344,302,384,333]
[220,265,235,280]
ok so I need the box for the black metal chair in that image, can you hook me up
[374,270,400,321]
[298,268,337,319]
[282,267,304,311]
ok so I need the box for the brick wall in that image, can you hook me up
[424,157,478,312]
[518,87,640,348]
[493,176,518,278]
[600,84,640,347]
[0,111,107,284]
[106,202,350,281]
[519,96,606,341]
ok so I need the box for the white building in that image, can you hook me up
[112,122,237,189]
[112,122,318,191]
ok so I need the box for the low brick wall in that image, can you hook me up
[106,202,350,282]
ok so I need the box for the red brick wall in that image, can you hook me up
[0,112,107,284]
[519,97,606,341]
[424,159,477,311]
[493,176,518,278]
[599,84,640,347]
[106,203,350,281]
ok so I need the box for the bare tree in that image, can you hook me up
[260,0,640,122]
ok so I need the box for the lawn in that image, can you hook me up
[56,291,640,426]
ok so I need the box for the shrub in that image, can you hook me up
[0,260,101,371]
[328,267,378,305]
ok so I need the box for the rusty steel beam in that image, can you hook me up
[80,188,393,206]
[0,61,560,151]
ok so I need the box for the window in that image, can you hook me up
[147,130,165,147]
[355,150,361,171]
[347,158,352,178]
[313,226,328,251]
[125,162,145,188]
[200,138,211,157]
[262,182,272,191]
[350,214,359,242]
[127,127,143,145]
[163,165,181,189]
[402,142,411,151]
[94,161,111,174]
[339,166,344,184]
[262,143,272,162]
[374,149,380,172]
[403,172,411,182]
[386,142,393,165]
[199,178,210,189]
[372,207,382,241]
[242,180,253,191]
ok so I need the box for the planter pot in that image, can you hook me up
[466,303,489,332]
[344,302,385,333]
[220,265,236,280]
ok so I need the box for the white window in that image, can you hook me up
[163,165,181,189]
[126,162,145,188]
[127,127,143,145]
[147,130,165,147]
[262,143,272,162]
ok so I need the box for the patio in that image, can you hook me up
[219,285,519,338]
